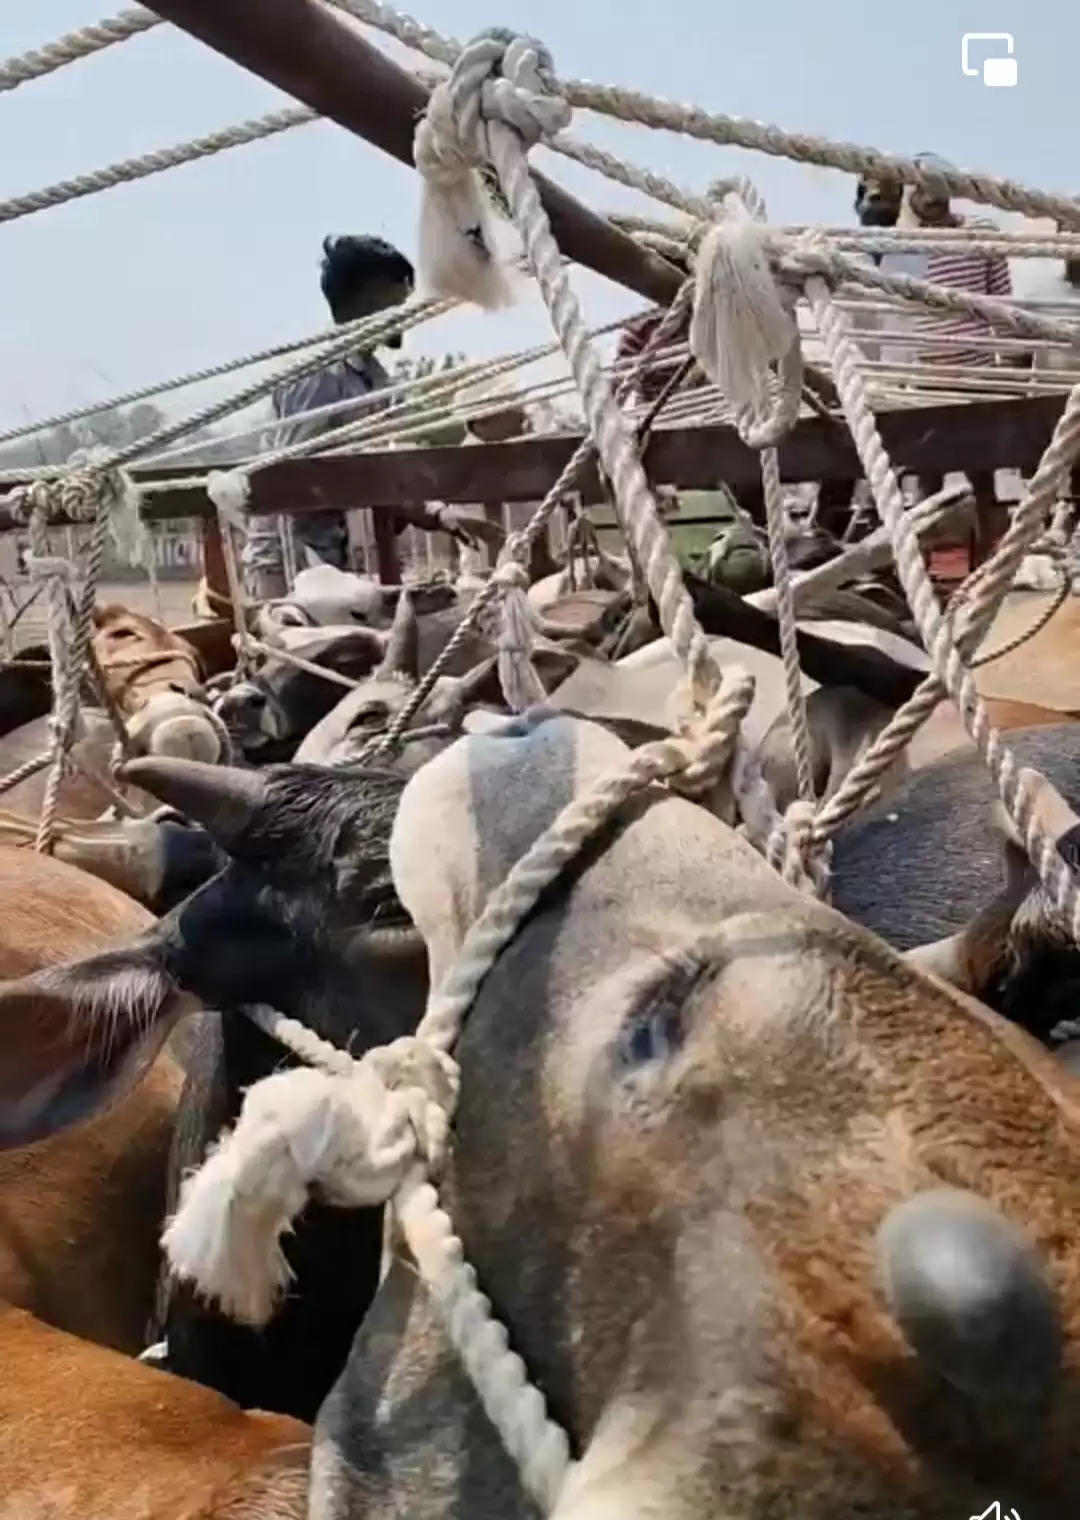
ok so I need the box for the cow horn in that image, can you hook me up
[903,933,973,992]
[376,589,419,680]
[120,758,267,848]
[876,1187,1061,1403]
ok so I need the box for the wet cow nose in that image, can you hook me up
[218,683,267,719]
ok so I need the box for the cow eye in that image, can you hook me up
[347,704,387,732]
[616,997,684,1069]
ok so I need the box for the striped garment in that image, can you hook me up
[912,218,1012,367]
[615,307,691,401]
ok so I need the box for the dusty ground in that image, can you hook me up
[6,578,200,650]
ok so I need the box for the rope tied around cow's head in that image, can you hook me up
[160,658,758,1513]
[414,28,572,308]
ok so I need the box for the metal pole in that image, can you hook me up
[147,0,683,306]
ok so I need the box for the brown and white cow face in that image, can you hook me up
[368,714,1080,1520]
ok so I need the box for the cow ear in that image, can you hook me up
[318,629,390,682]
[0,943,193,1149]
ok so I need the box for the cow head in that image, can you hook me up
[371,713,1080,1515]
[0,755,428,1150]
[905,768,1080,1045]
[214,625,389,760]
[93,604,205,712]
[295,591,580,772]
[93,605,227,765]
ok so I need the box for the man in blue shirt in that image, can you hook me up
[243,235,415,599]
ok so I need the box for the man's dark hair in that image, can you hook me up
[319,235,415,318]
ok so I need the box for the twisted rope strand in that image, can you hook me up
[0,107,316,228]
[0,8,159,94]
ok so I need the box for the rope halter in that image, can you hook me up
[413,28,572,308]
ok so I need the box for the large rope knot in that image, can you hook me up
[162,1035,460,1327]
[766,796,832,897]
[414,29,571,308]
[657,665,757,820]
[689,193,803,448]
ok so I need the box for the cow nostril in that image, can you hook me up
[246,690,267,710]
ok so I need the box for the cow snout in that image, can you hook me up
[215,682,282,746]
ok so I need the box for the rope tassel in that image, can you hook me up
[690,211,797,414]
[494,560,547,711]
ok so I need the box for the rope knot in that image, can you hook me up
[414,29,570,308]
[766,797,832,897]
[664,665,756,817]
[206,468,252,530]
[162,1035,459,1327]
[5,480,50,527]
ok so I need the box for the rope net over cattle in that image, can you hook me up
[5,5,1080,1508]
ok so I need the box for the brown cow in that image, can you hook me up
[0,1304,309,1518]
[93,602,206,716]
[0,845,186,1352]
[0,605,225,821]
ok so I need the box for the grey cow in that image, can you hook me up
[308,711,1080,1520]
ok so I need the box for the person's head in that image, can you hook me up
[319,235,415,346]
[909,154,955,227]
[854,173,903,228]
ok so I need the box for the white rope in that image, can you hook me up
[804,271,1080,928]
[0,106,316,227]
[0,306,457,452]
[0,7,159,94]
[2,464,136,848]
[332,0,1080,227]
[0,297,446,492]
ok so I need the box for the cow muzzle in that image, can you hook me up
[214,680,287,747]
[126,691,226,765]
[876,1186,1061,1404]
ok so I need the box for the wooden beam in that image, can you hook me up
[145,0,681,307]
[0,396,1066,530]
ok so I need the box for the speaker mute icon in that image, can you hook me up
[969,1504,1021,1520]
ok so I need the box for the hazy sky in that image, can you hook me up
[1,1,1073,433]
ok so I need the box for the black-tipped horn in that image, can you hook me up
[120,757,268,851]
[376,588,419,680]
[876,1187,1061,1403]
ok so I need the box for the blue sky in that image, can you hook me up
[0,0,1073,431]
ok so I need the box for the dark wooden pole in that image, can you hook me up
[370,505,402,583]
[146,0,682,307]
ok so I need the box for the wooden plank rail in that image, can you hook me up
[0,394,1067,530]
